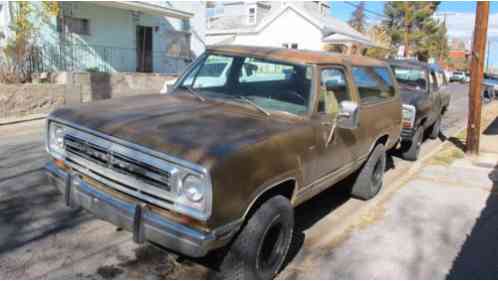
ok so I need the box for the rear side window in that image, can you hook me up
[239,57,294,83]
[352,66,395,103]
[319,68,352,115]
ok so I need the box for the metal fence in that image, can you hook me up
[29,43,191,74]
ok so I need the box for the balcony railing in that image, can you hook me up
[29,43,192,74]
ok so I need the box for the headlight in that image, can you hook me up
[175,173,211,221]
[402,104,416,129]
[183,174,204,202]
[47,122,66,159]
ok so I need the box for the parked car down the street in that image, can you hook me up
[45,45,402,279]
[450,71,466,83]
[388,59,448,161]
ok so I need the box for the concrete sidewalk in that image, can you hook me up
[280,103,498,279]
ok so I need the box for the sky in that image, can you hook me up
[330,1,498,68]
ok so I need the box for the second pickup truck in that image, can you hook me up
[388,60,450,161]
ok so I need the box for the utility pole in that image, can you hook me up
[466,1,489,155]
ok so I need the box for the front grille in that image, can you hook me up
[65,135,172,192]
[62,130,178,209]
[401,127,414,139]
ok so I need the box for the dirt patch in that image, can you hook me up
[427,145,465,166]
[96,265,124,279]
[91,245,211,280]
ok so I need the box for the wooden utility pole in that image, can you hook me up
[466,1,489,155]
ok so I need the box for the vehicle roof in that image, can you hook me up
[386,59,430,70]
[206,45,387,67]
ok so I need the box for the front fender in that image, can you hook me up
[206,127,313,228]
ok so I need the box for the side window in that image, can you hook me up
[239,57,293,83]
[319,68,351,115]
[373,67,395,97]
[352,66,395,104]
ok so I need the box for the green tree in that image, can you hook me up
[348,2,367,34]
[365,24,392,59]
[433,21,449,62]
[382,2,446,61]
[0,1,60,83]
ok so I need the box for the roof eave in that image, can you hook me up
[94,1,193,19]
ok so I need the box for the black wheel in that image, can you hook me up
[429,117,441,140]
[351,144,386,200]
[218,196,294,279]
[401,126,423,161]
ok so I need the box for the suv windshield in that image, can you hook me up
[178,53,312,116]
[391,66,427,91]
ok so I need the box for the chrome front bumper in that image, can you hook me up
[46,162,239,258]
[400,127,415,141]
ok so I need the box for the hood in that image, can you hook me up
[398,87,427,106]
[50,93,300,168]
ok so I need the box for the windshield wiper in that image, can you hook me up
[235,96,271,117]
[182,86,206,102]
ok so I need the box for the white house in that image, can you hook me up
[206,1,376,54]
[0,1,207,74]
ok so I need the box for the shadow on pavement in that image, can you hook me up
[446,163,498,279]
[483,117,498,135]
[446,136,466,152]
[0,143,92,257]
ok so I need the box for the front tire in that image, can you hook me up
[401,126,423,161]
[351,144,386,200]
[429,117,441,140]
[218,196,294,279]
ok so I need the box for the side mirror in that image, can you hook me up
[337,101,359,129]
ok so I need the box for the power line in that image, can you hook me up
[343,1,388,20]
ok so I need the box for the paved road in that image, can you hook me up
[0,83,470,279]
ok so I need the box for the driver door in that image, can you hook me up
[310,67,355,191]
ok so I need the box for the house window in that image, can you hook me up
[181,19,191,32]
[58,16,90,35]
[247,5,256,24]
[282,43,298,49]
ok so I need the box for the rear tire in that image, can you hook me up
[429,117,441,140]
[351,144,386,200]
[401,126,423,161]
[218,196,294,279]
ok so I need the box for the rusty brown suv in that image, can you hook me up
[46,46,401,279]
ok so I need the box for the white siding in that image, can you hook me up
[169,1,207,57]
[0,1,11,46]
[231,8,323,51]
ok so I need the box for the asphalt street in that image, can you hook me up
[0,83,471,279]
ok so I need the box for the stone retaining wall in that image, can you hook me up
[0,72,177,120]
[66,72,176,102]
[0,84,71,119]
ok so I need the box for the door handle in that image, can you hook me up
[321,121,333,126]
